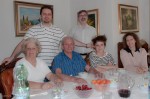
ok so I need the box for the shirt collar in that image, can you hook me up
[124,47,140,56]
[40,22,53,28]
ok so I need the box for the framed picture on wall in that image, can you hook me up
[118,4,139,33]
[87,9,99,35]
[14,1,53,36]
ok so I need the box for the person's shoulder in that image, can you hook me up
[106,52,112,56]
[29,24,41,29]
[87,25,96,29]
[89,51,95,55]
[139,48,147,53]
[73,51,80,55]
[120,48,128,54]
[36,58,45,63]
[54,52,64,59]
[15,58,25,66]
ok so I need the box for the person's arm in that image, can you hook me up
[46,72,62,84]
[55,68,87,83]
[1,39,25,65]
[85,65,104,78]
[74,39,93,48]
[29,81,53,90]
[140,48,148,71]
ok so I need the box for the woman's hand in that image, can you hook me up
[41,82,54,90]
[136,66,147,74]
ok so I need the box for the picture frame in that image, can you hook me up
[87,9,99,35]
[14,1,53,37]
[118,4,139,33]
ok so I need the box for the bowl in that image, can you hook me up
[74,84,93,98]
[91,79,110,92]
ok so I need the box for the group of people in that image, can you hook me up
[1,5,148,90]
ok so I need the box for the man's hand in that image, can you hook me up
[74,78,87,84]
[1,56,14,65]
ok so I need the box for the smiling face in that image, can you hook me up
[25,42,38,59]
[41,8,53,24]
[94,41,105,53]
[78,12,88,25]
[62,38,75,54]
[126,35,136,49]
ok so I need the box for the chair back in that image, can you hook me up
[0,58,21,99]
[117,42,148,68]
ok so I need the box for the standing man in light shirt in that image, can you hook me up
[70,10,97,56]
[2,5,65,67]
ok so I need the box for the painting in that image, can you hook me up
[118,4,139,33]
[14,1,53,36]
[87,9,99,35]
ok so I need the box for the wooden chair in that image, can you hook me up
[117,42,149,68]
[0,58,21,99]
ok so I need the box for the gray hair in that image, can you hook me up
[61,36,75,45]
[22,37,41,54]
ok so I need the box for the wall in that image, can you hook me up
[70,0,150,62]
[0,0,149,63]
[0,0,71,62]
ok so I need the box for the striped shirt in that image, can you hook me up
[89,51,116,68]
[52,51,86,76]
[24,23,66,66]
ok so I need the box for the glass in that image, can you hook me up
[0,93,2,99]
[118,72,134,98]
[52,89,62,99]
[102,91,112,99]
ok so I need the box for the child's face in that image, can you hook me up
[94,41,105,52]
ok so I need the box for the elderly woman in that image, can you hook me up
[89,35,117,72]
[120,33,148,73]
[13,37,62,89]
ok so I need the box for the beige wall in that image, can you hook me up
[0,0,149,63]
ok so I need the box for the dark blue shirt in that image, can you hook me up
[52,51,86,76]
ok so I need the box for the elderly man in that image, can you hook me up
[52,36,102,83]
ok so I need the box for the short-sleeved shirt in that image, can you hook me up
[52,51,86,76]
[70,24,96,53]
[24,23,66,66]
[14,58,51,82]
[89,51,116,68]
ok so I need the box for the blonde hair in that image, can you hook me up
[22,37,41,54]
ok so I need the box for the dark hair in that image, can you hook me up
[122,32,141,49]
[92,35,107,46]
[40,5,53,15]
[77,10,88,17]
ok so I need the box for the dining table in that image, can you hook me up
[29,69,148,99]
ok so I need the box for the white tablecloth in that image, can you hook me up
[29,71,148,99]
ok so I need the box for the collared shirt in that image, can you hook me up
[24,23,66,66]
[70,24,96,53]
[120,48,148,72]
[52,51,86,76]
[89,51,116,68]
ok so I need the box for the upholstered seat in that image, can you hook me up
[0,58,21,99]
[117,42,148,68]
